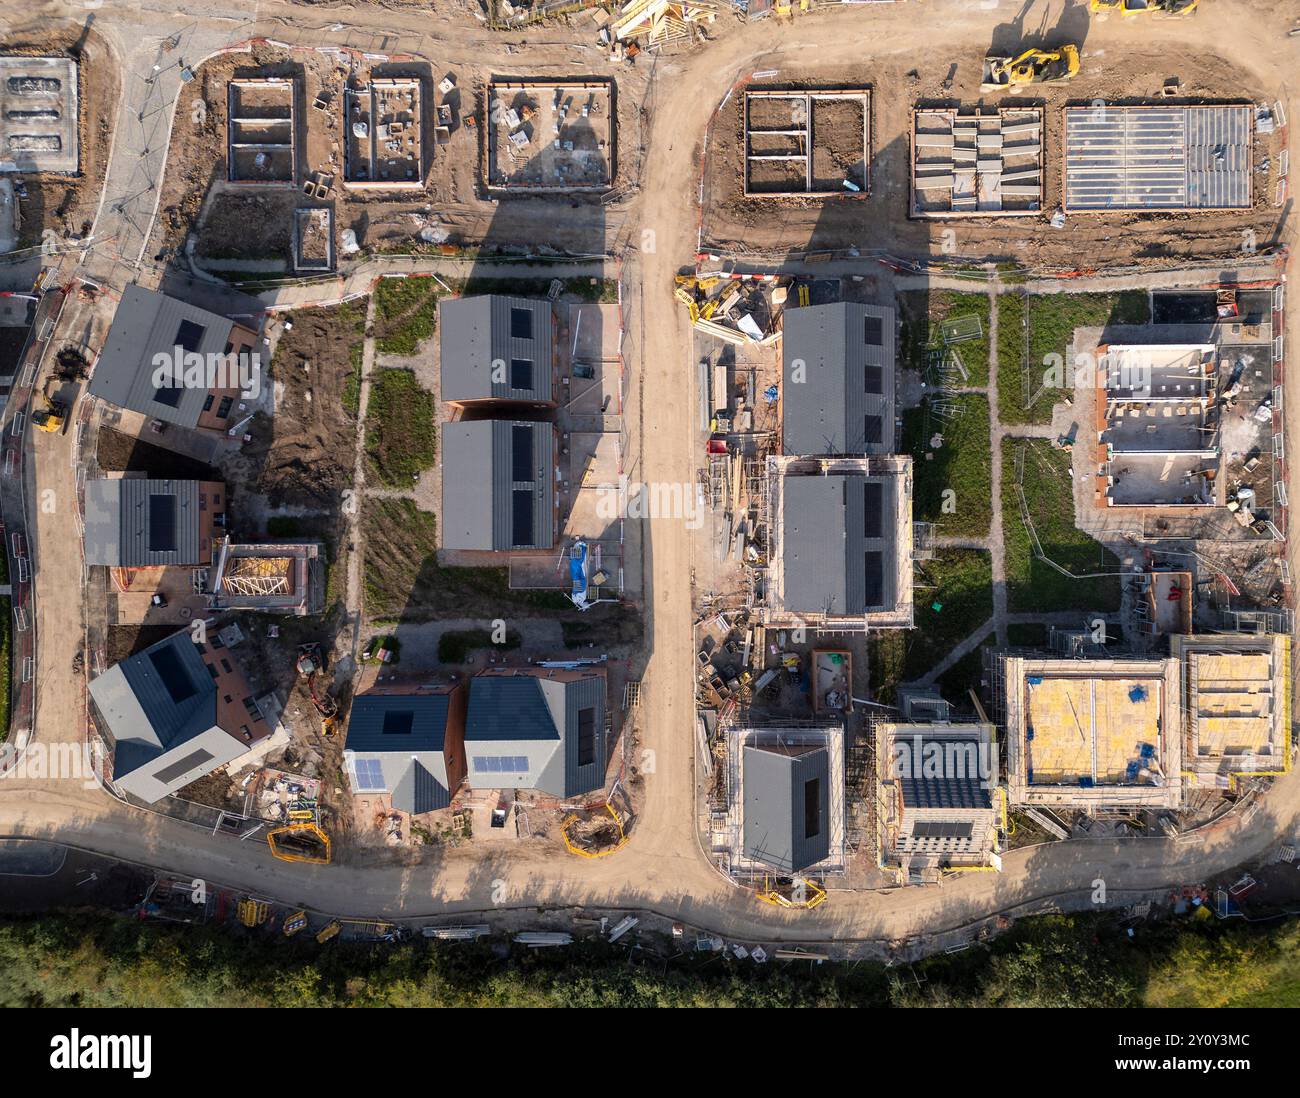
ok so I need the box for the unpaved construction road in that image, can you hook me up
[1,0,1299,952]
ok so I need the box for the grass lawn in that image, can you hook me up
[1001,438,1121,613]
[365,369,436,487]
[869,548,993,703]
[902,395,992,539]
[898,289,992,387]
[438,628,522,663]
[363,499,571,620]
[935,635,996,704]
[1006,622,1050,647]
[997,290,1150,425]
[374,276,442,356]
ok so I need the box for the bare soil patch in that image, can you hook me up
[1,22,119,250]
[703,51,1286,268]
[228,301,366,513]
[94,427,222,482]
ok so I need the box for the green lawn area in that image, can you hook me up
[437,628,522,663]
[365,368,436,487]
[374,276,441,356]
[363,499,571,620]
[935,635,998,703]
[902,395,992,539]
[869,548,993,704]
[1005,622,1049,647]
[898,289,991,387]
[1001,438,1121,613]
[996,290,1150,425]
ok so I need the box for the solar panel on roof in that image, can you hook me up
[148,494,177,553]
[353,758,386,790]
[147,644,198,706]
[473,755,528,773]
[175,318,206,353]
[862,550,884,608]
[863,481,883,538]
[511,424,533,483]
[381,710,414,735]
[511,488,534,547]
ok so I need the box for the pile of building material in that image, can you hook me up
[675,274,782,346]
[613,0,718,45]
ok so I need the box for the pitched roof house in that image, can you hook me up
[464,668,606,799]
[439,295,554,405]
[344,683,468,814]
[782,302,896,456]
[779,472,903,618]
[88,285,259,431]
[88,629,271,804]
[441,419,555,550]
[742,741,831,874]
[83,477,225,568]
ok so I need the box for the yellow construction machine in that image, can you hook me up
[981,44,1080,91]
[31,397,66,433]
[1090,0,1197,15]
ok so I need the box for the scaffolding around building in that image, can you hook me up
[713,716,847,882]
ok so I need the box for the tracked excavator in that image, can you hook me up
[981,44,1080,92]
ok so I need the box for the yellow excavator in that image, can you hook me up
[981,44,1080,91]
[1090,0,1197,15]
[31,378,68,434]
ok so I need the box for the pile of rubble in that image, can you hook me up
[674,273,785,345]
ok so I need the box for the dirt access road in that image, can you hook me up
[3,0,1300,951]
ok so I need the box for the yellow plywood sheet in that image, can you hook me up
[1195,653,1272,686]
[1025,675,1160,785]
[1197,691,1268,717]
[1095,679,1159,782]
[1199,716,1273,755]
[1025,679,1093,783]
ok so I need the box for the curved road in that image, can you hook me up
[1,0,1297,952]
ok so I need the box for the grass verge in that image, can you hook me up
[1001,438,1121,613]
[899,289,992,388]
[902,395,992,539]
[997,290,1150,425]
[437,629,522,664]
[869,548,993,704]
[365,368,436,486]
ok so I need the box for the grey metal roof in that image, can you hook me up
[781,474,896,616]
[782,302,895,455]
[898,735,992,810]
[88,284,238,428]
[345,692,452,753]
[465,675,606,799]
[83,478,207,567]
[441,420,553,550]
[1064,105,1252,211]
[345,693,457,812]
[439,296,554,403]
[87,630,218,783]
[742,744,830,873]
